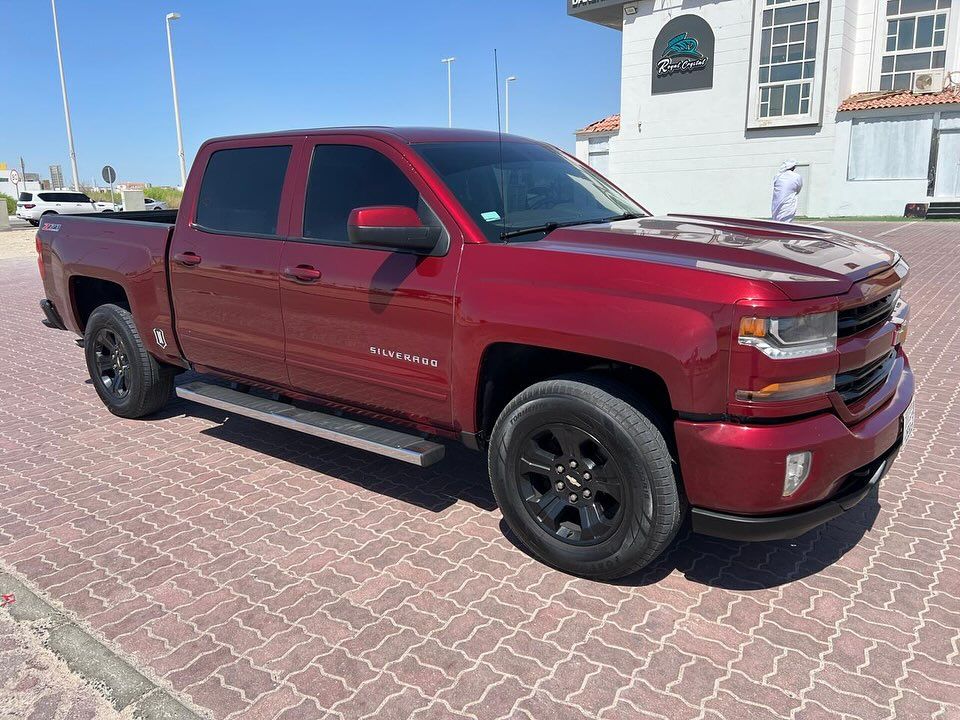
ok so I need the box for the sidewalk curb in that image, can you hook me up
[1,571,205,720]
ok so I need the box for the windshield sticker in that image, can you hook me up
[481,211,502,222]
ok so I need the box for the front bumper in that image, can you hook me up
[676,354,914,540]
[690,438,900,541]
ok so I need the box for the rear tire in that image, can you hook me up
[488,374,681,580]
[83,304,174,418]
[27,220,39,227]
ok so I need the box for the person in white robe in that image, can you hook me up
[771,160,803,222]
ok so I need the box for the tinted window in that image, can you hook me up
[18,192,32,201]
[37,192,88,202]
[415,141,645,243]
[196,146,291,235]
[303,145,421,243]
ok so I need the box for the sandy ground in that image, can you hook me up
[0,228,36,261]
[0,612,125,720]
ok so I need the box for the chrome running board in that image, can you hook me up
[176,381,445,467]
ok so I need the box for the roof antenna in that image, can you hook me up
[494,48,507,242]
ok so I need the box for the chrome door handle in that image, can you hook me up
[283,265,321,282]
[174,251,202,266]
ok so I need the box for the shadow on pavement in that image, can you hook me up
[149,386,879,590]
[152,395,498,514]
[501,487,880,590]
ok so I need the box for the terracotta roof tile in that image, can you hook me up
[577,113,620,134]
[838,88,960,111]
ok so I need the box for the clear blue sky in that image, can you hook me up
[1,1,622,188]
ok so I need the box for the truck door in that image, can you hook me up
[279,137,461,430]
[169,138,298,386]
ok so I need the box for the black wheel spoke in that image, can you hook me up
[550,425,582,458]
[589,476,623,502]
[578,503,613,543]
[526,490,566,533]
[519,443,559,476]
[96,353,112,372]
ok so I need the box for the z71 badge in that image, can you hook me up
[42,222,62,232]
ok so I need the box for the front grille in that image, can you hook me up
[837,291,898,337]
[836,350,896,405]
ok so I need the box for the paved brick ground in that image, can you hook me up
[1,220,958,719]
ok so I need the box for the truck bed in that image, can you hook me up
[37,210,183,365]
[79,209,178,225]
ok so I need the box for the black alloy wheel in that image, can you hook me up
[517,424,629,545]
[92,327,131,400]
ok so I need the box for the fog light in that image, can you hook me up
[784,451,812,496]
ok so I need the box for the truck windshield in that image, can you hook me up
[414,141,646,243]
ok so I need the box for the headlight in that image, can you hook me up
[738,311,837,359]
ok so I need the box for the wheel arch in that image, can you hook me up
[69,275,130,332]
[473,343,674,446]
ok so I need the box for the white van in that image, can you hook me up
[16,191,98,226]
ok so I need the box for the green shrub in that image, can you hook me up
[1,192,15,216]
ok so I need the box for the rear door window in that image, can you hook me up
[196,146,292,236]
[38,193,54,202]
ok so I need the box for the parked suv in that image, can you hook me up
[17,191,98,225]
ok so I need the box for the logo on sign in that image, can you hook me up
[657,32,709,76]
[652,15,715,94]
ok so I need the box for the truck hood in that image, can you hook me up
[537,214,899,300]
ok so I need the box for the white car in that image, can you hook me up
[16,191,98,226]
[95,197,168,213]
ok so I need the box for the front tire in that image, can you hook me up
[83,304,174,418]
[489,375,681,580]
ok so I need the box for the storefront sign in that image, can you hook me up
[652,15,714,94]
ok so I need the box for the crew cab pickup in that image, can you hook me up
[36,127,915,579]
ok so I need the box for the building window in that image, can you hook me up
[758,0,820,117]
[880,0,950,90]
[587,136,611,176]
[847,115,933,180]
[748,0,828,128]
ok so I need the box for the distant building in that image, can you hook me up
[50,165,65,190]
[570,0,960,217]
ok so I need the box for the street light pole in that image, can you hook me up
[166,12,187,189]
[441,57,455,128]
[505,76,517,133]
[50,0,79,191]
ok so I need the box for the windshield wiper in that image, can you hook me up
[500,212,645,241]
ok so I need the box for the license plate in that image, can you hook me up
[902,397,916,445]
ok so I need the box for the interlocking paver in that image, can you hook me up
[2,221,959,719]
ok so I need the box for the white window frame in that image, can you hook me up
[875,0,952,91]
[747,0,830,129]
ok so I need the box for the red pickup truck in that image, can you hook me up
[36,127,915,579]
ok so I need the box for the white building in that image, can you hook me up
[571,0,960,218]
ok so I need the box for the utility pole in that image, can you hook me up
[50,0,80,190]
[166,12,187,188]
[441,57,455,128]
[505,76,517,133]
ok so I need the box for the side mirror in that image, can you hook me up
[347,206,440,253]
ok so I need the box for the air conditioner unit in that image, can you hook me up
[913,69,945,94]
